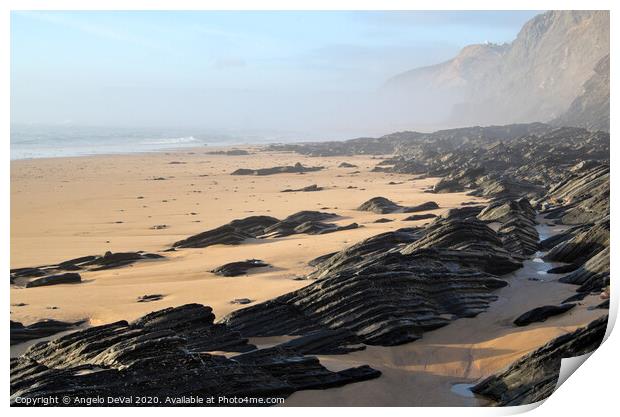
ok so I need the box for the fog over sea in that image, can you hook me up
[10,124,347,160]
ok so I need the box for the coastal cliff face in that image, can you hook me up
[385,11,610,130]
[552,54,610,131]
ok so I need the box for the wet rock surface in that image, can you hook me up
[513,304,576,326]
[10,304,380,405]
[472,315,607,406]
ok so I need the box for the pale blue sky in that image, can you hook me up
[11,10,541,134]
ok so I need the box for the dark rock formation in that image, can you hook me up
[338,162,358,168]
[231,162,323,176]
[137,294,164,302]
[11,319,85,345]
[558,247,610,294]
[172,211,355,248]
[172,216,279,248]
[544,219,608,265]
[542,164,609,225]
[373,218,394,223]
[281,184,323,192]
[88,252,165,271]
[403,213,437,221]
[260,211,338,238]
[472,315,607,405]
[402,201,439,213]
[11,304,379,405]
[25,273,82,288]
[307,228,422,280]
[230,298,253,305]
[307,252,338,267]
[357,197,403,214]
[212,260,271,277]
[357,197,438,215]
[538,165,609,297]
[276,329,366,355]
[513,304,576,327]
[294,221,359,235]
[478,198,539,257]
[11,252,165,287]
[220,217,520,348]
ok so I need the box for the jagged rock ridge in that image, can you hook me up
[11,304,380,405]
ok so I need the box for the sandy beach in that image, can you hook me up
[11,148,475,324]
[10,146,607,405]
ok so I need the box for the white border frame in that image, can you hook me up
[2,1,616,416]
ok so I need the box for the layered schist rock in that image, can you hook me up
[172,211,357,249]
[273,123,608,203]
[172,215,279,248]
[231,162,323,176]
[541,164,609,225]
[10,252,165,287]
[10,304,380,405]
[212,259,271,277]
[559,247,610,294]
[281,184,323,192]
[11,319,85,345]
[540,164,610,295]
[357,197,438,214]
[357,197,403,214]
[219,214,519,348]
[477,198,539,257]
[472,315,607,405]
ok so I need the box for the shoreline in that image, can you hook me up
[9,143,268,162]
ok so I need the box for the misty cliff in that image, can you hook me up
[552,54,610,131]
[384,11,609,131]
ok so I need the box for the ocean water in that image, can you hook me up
[10,125,301,160]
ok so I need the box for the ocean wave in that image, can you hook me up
[140,136,198,145]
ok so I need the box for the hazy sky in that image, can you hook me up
[11,10,541,137]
